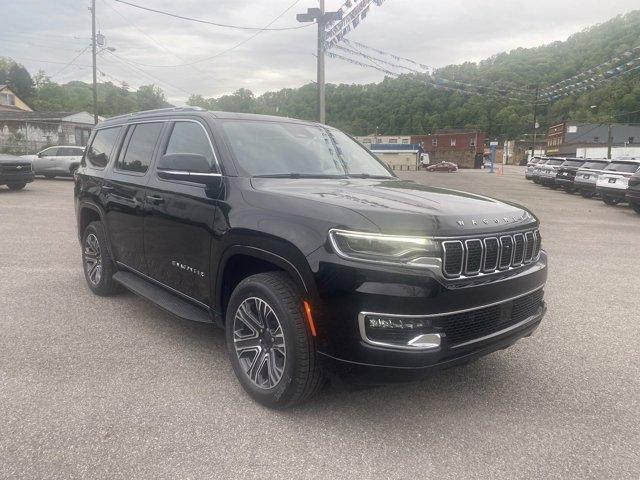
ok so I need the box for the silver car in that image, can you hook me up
[22,145,85,178]
[573,159,610,198]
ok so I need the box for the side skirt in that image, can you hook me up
[113,270,214,324]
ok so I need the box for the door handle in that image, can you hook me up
[146,195,165,204]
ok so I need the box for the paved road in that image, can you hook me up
[1,169,638,479]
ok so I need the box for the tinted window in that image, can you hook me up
[583,161,608,169]
[547,159,564,166]
[221,120,393,178]
[165,122,216,167]
[118,123,163,173]
[562,160,584,167]
[58,147,84,156]
[86,127,121,168]
[40,147,58,157]
[604,162,640,173]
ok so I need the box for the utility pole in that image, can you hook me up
[91,0,98,125]
[297,3,341,124]
[317,0,325,124]
[529,84,539,159]
[607,122,613,159]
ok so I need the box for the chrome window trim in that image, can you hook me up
[464,238,483,275]
[358,284,545,350]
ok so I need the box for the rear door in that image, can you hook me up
[143,119,220,304]
[103,121,166,274]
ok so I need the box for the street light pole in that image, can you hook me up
[91,0,98,125]
[607,122,613,159]
[529,84,539,159]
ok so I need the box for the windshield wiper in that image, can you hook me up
[346,173,395,179]
[253,173,348,179]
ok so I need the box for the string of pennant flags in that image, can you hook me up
[542,45,640,94]
[321,0,638,104]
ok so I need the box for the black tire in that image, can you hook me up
[631,202,640,214]
[602,194,621,206]
[581,191,595,198]
[225,271,323,409]
[44,174,56,179]
[7,183,26,190]
[81,221,121,296]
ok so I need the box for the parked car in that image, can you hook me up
[554,158,587,193]
[425,161,458,172]
[530,157,549,183]
[0,154,35,190]
[537,157,566,188]
[22,145,85,178]
[626,170,640,214]
[595,158,640,205]
[525,156,544,180]
[573,159,610,198]
[75,107,547,408]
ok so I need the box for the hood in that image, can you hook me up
[0,154,31,165]
[250,178,536,237]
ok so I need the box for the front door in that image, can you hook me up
[103,121,165,274]
[144,120,220,305]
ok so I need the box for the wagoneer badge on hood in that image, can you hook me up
[456,211,532,228]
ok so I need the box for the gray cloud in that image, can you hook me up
[2,0,638,104]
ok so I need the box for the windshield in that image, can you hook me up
[562,160,584,168]
[604,162,640,173]
[582,161,608,169]
[220,120,394,178]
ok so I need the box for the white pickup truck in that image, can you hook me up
[22,145,85,179]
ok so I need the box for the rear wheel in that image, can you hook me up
[581,191,595,198]
[631,202,640,214]
[82,221,120,296]
[602,194,621,206]
[6,183,26,190]
[226,272,323,409]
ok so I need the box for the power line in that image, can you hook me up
[49,45,92,79]
[108,0,305,68]
[111,0,312,31]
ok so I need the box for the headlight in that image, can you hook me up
[328,229,441,267]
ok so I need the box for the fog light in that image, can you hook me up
[367,316,428,330]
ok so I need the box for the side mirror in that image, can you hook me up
[37,152,44,158]
[156,153,221,186]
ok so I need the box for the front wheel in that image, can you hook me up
[602,194,621,206]
[7,183,26,190]
[225,272,324,409]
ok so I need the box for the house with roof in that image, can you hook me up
[0,85,33,112]
[0,110,97,155]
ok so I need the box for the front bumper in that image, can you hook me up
[0,172,35,185]
[309,249,548,384]
[320,304,545,384]
[555,177,574,188]
[596,185,628,200]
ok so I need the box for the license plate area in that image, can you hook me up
[608,178,617,184]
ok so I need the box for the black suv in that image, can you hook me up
[554,158,586,193]
[0,154,35,190]
[627,170,640,214]
[74,107,548,408]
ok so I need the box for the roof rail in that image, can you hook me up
[105,106,205,122]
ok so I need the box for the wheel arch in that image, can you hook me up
[77,201,115,259]
[215,244,318,324]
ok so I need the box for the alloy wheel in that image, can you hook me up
[84,233,103,286]
[233,297,286,389]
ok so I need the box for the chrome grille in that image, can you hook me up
[443,229,541,278]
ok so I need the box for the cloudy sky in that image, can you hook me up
[2,0,638,104]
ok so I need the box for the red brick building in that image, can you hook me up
[411,130,486,168]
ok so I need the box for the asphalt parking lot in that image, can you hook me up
[1,167,639,479]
